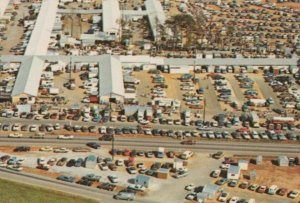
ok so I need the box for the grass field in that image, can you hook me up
[0,178,98,203]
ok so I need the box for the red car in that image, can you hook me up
[278,188,288,196]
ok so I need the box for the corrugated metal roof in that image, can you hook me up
[228,165,241,174]
[102,0,120,34]
[11,57,44,97]
[98,55,125,97]
[145,0,166,40]
[0,0,10,18]
[25,0,59,55]
[202,184,219,195]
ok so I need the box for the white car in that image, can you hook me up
[100,126,107,134]
[185,184,195,191]
[211,169,221,178]
[251,131,260,139]
[0,161,7,167]
[38,157,47,165]
[128,184,146,192]
[53,148,70,153]
[46,125,54,132]
[39,146,53,152]
[16,158,25,165]
[57,135,74,140]
[116,159,124,166]
[8,133,23,138]
[288,190,299,199]
[139,119,149,125]
[54,123,60,130]
[218,192,229,202]
[82,97,90,103]
[12,124,21,131]
[229,196,239,203]
[99,163,108,171]
[108,175,119,183]
[7,165,23,171]
[221,164,230,169]
[35,115,43,120]
[29,125,38,132]
[185,192,196,200]
[82,117,90,122]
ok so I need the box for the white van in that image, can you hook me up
[267,185,278,195]
[180,151,194,160]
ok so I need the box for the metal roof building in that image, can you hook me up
[227,165,241,180]
[145,0,166,41]
[277,156,289,166]
[98,55,125,102]
[25,0,59,55]
[102,0,121,37]
[0,0,10,18]
[11,57,44,103]
[202,184,219,199]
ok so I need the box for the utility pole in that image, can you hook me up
[112,134,115,161]
[203,97,206,123]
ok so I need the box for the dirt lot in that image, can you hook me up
[63,15,91,39]
[135,71,153,105]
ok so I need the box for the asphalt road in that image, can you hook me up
[0,136,299,155]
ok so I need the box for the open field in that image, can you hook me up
[0,178,97,203]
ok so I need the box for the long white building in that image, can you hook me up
[0,0,10,19]
[145,0,166,41]
[25,0,59,55]
[102,0,121,39]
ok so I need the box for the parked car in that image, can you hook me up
[185,184,195,191]
[249,184,259,191]
[128,184,145,192]
[114,192,135,201]
[211,169,221,178]
[57,175,75,183]
[108,175,119,183]
[75,158,84,167]
[257,185,267,193]
[267,185,278,195]
[218,192,229,202]
[216,178,229,185]
[83,174,101,182]
[229,196,239,203]
[277,188,288,196]
[57,157,68,166]
[53,148,70,153]
[77,179,93,186]
[98,183,116,191]
[229,180,238,187]
[174,171,189,178]
[239,182,249,189]
[288,190,299,199]
[127,166,137,174]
